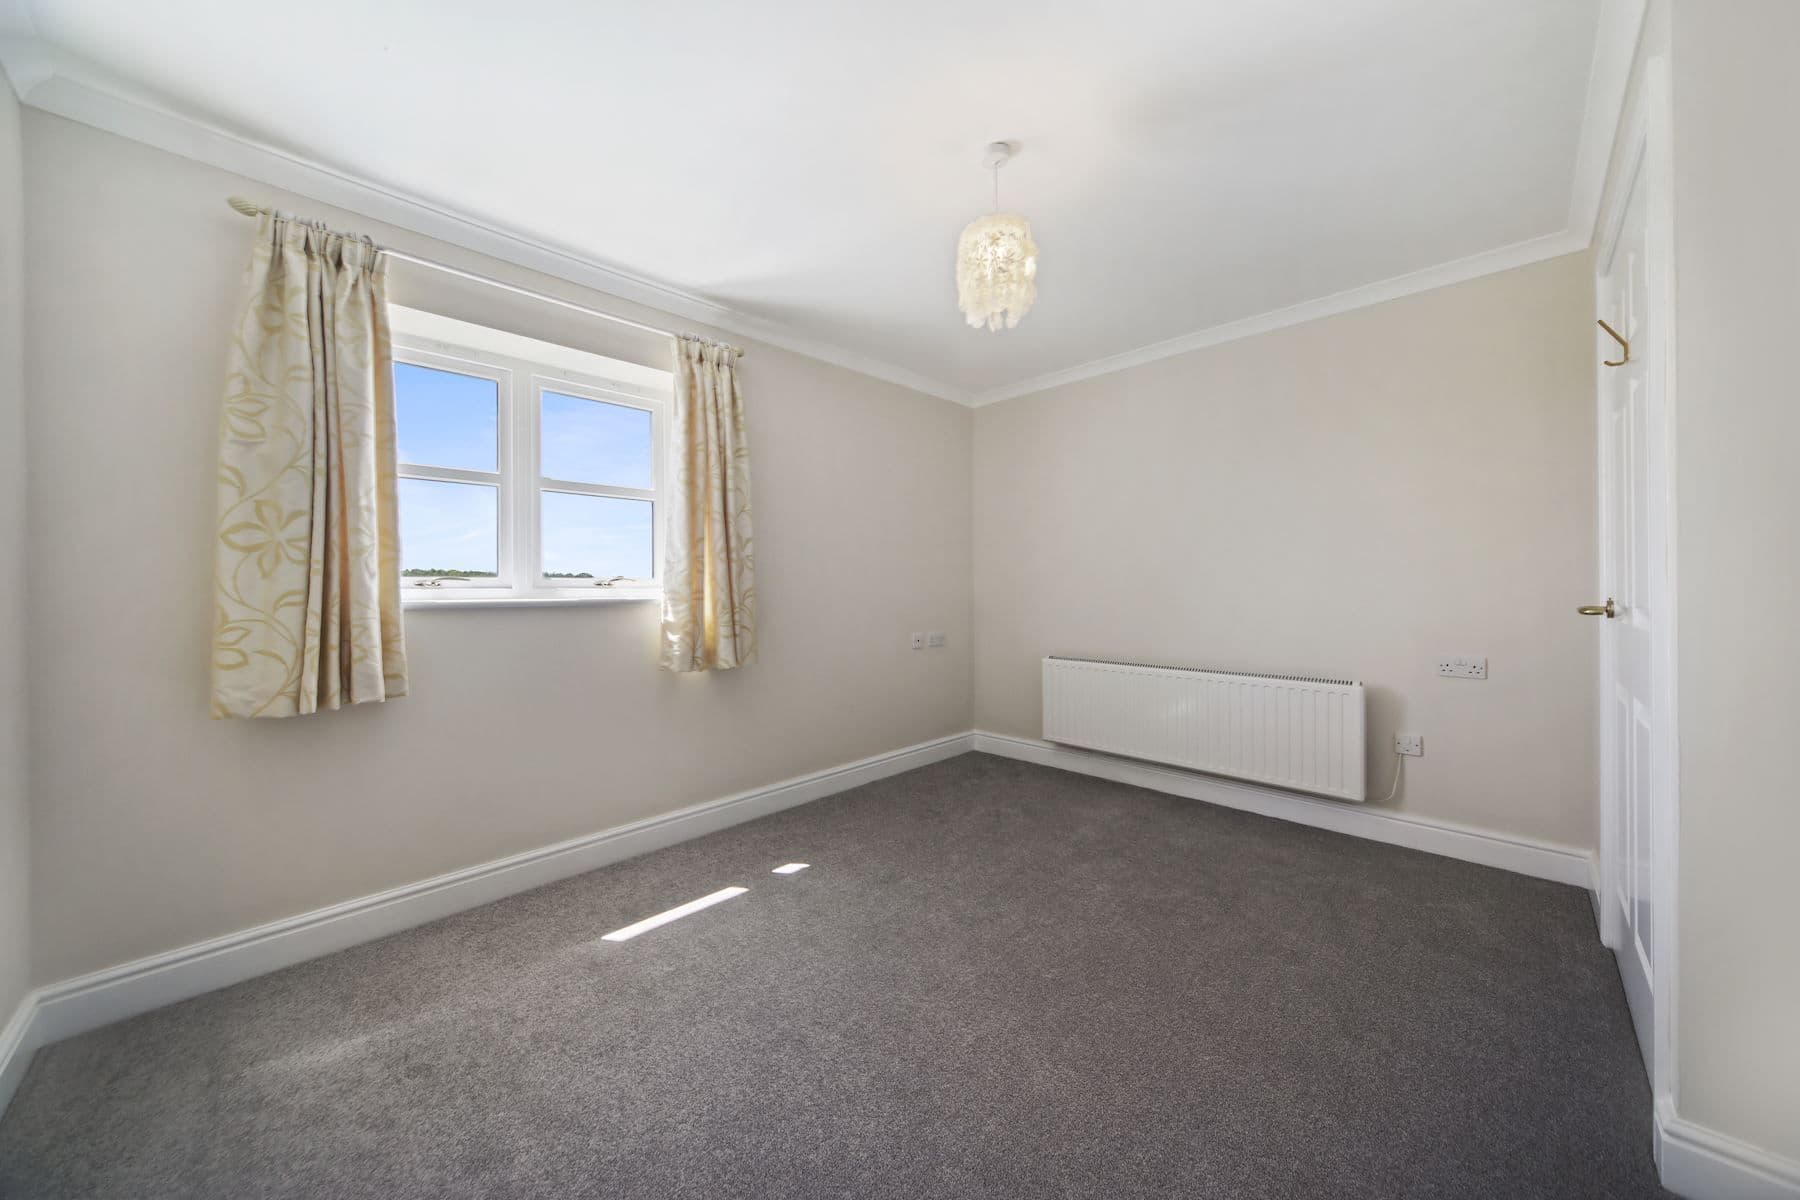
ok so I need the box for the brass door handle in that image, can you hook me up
[1578,599,1617,618]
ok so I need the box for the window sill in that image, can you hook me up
[403,589,660,611]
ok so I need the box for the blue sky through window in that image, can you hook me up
[541,492,652,579]
[398,479,498,576]
[395,363,498,472]
[541,392,652,488]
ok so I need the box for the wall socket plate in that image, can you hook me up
[1395,734,1424,757]
[910,632,925,650]
[927,631,946,647]
[1437,655,1488,679]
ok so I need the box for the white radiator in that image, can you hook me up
[1041,656,1367,802]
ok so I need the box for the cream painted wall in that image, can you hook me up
[973,254,1598,849]
[0,82,31,1025]
[1667,0,1800,1160]
[21,112,972,984]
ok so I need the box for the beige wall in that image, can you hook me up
[22,112,972,984]
[1668,0,1800,1160]
[0,83,31,1023]
[973,254,1598,849]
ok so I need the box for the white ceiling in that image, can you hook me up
[4,0,1614,402]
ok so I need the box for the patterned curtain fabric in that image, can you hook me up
[660,337,757,672]
[211,214,409,718]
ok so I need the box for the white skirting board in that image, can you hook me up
[974,731,1593,887]
[1658,1099,1800,1200]
[0,991,33,1122]
[0,731,976,1117]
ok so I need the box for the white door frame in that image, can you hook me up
[1592,56,1679,1123]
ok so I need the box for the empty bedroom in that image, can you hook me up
[0,1,1796,1197]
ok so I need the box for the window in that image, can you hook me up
[390,307,670,605]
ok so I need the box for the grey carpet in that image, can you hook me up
[0,753,1667,1199]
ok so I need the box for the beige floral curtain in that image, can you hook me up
[660,337,757,672]
[211,213,408,718]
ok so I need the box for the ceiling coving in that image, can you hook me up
[956,142,1039,332]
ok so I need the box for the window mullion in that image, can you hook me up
[531,361,548,591]
[509,357,533,591]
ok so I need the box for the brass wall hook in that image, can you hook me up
[1597,318,1630,367]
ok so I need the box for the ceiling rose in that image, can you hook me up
[956,142,1039,332]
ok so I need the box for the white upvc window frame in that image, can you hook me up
[393,325,669,609]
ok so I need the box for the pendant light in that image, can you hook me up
[956,142,1039,331]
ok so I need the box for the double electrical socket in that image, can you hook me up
[1395,734,1424,757]
[1437,655,1488,679]
[910,631,946,650]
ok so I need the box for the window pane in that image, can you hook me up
[395,362,499,472]
[540,391,652,489]
[541,491,652,580]
[399,479,498,578]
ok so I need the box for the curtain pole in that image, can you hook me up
[223,197,744,358]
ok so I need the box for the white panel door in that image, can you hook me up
[1594,84,1673,1086]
